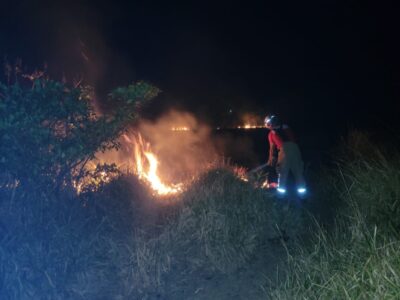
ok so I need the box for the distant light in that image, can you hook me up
[277,188,286,194]
[236,124,264,129]
[297,188,307,194]
[171,127,190,131]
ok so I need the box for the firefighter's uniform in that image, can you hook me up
[267,124,306,192]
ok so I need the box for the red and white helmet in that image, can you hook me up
[264,115,281,129]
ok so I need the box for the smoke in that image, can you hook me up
[93,110,217,183]
[239,112,264,126]
[137,110,217,182]
[4,0,136,113]
[93,109,268,185]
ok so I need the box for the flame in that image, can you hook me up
[233,166,249,182]
[170,126,190,131]
[73,133,183,196]
[132,134,182,195]
[236,124,264,129]
[72,162,119,194]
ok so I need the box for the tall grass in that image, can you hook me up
[0,176,161,299]
[266,131,400,299]
[119,167,306,297]
[0,165,306,299]
[157,169,285,273]
[337,131,400,236]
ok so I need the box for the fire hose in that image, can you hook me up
[247,163,272,174]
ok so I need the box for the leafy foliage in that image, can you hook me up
[0,78,159,192]
[109,81,161,105]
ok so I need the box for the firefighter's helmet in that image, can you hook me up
[264,115,281,129]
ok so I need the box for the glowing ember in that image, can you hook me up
[233,166,249,182]
[131,134,182,195]
[72,162,119,194]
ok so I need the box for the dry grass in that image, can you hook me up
[0,162,307,299]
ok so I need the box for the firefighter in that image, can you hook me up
[265,115,306,197]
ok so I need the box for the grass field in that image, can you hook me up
[1,131,399,299]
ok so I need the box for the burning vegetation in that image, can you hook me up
[126,133,183,195]
[236,124,264,129]
[236,112,265,129]
[1,74,299,300]
[74,110,219,196]
[73,132,185,196]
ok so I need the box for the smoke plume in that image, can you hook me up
[137,110,217,182]
[94,110,217,184]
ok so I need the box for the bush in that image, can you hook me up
[0,74,161,299]
[0,78,159,192]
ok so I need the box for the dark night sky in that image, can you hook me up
[1,0,399,133]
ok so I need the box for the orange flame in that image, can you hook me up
[170,126,191,131]
[130,133,182,196]
[236,124,264,129]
